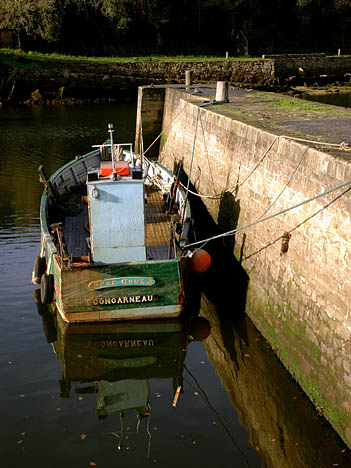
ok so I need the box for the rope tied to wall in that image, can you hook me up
[340,141,351,151]
[183,179,351,250]
[284,136,351,151]
[176,134,351,202]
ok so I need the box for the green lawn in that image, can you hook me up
[0,48,259,68]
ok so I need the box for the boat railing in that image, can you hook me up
[92,142,136,167]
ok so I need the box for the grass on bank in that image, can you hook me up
[266,97,351,116]
[0,48,259,68]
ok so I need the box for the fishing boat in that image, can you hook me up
[32,123,209,323]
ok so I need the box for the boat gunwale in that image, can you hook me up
[153,160,191,220]
[49,148,100,185]
[40,188,57,261]
[60,255,184,271]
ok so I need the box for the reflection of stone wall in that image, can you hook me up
[200,294,351,468]
[157,87,351,447]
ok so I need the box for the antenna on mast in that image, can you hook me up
[108,123,116,175]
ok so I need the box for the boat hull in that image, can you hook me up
[52,256,187,323]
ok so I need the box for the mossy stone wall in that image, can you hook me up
[151,86,351,447]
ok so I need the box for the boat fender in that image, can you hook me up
[40,273,54,304]
[32,256,47,285]
[188,249,211,274]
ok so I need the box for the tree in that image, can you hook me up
[0,0,64,42]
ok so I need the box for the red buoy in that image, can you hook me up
[188,249,211,273]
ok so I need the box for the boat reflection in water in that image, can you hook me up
[34,290,211,456]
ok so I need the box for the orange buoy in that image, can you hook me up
[188,249,211,273]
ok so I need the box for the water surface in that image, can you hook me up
[302,91,351,108]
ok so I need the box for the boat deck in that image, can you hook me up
[62,188,172,262]
[145,188,171,260]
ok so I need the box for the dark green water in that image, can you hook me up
[303,91,351,108]
[1,102,350,468]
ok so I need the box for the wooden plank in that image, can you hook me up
[145,189,171,259]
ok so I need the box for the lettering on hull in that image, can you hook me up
[88,277,155,290]
[90,295,158,306]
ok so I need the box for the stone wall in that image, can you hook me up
[264,53,351,81]
[155,87,351,447]
[0,58,276,103]
[134,86,165,159]
[2,54,351,102]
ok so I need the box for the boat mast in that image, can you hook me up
[108,123,116,176]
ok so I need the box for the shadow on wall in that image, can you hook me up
[184,171,249,318]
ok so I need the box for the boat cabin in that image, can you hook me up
[86,148,145,265]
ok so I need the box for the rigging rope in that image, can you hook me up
[183,179,351,250]
[180,135,351,201]
[242,184,351,262]
[256,145,309,220]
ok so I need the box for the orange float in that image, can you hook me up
[188,249,211,273]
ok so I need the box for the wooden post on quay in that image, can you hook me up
[185,70,192,90]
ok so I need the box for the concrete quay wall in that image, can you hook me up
[151,87,351,446]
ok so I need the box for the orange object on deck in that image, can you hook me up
[100,160,130,177]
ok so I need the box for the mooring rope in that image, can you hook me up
[184,364,252,468]
[183,179,351,250]
[180,135,351,201]
[139,98,351,254]
[242,184,351,262]
[183,102,214,207]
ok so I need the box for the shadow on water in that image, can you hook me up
[200,297,351,468]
